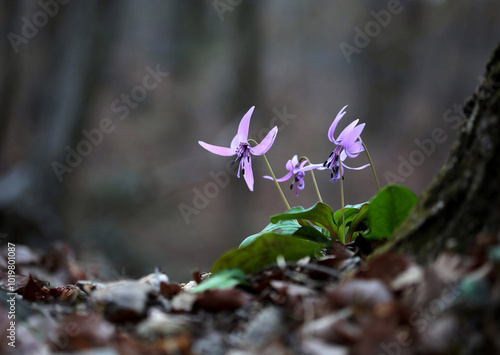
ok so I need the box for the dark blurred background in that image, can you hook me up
[0,0,499,281]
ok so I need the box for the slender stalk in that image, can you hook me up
[262,153,291,210]
[300,156,323,203]
[247,139,290,210]
[339,163,345,244]
[309,169,323,203]
[362,141,380,191]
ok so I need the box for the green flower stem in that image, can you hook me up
[300,156,323,203]
[362,141,380,191]
[339,163,345,244]
[309,170,323,203]
[262,153,291,210]
[248,139,290,210]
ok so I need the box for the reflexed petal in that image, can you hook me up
[297,160,309,170]
[345,141,364,158]
[340,123,365,149]
[344,149,361,159]
[198,141,235,156]
[243,157,254,191]
[230,133,240,149]
[336,119,359,143]
[250,126,278,156]
[340,150,347,162]
[299,163,326,172]
[286,159,294,171]
[264,170,293,182]
[290,155,299,167]
[328,105,348,142]
[342,162,370,170]
[237,106,255,143]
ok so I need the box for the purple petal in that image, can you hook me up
[299,163,326,172]
[328,105,348,142]
[237,106,255,143]
[336,119,359,143]
[230,133,240,149]
[293,160,308,174]
[290,155,300,167]
[345,149,361,159]
[199,141,235,156]
[264,170,294,182]
[286,159,294,171]
[243,156,254,191]
[297,159,309,170]
[340,150,347,162]
[342,162,370,170]
[345,141,364,158]
[250,126,278,156]
[340,123,365,149]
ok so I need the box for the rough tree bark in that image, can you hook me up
[380,42,500,261]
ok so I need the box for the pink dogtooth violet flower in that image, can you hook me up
[324,105,370,182]
[264,155,324,196]
[198,106,278,191]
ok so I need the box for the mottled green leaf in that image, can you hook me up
[212,233,323,275]
[292,226,332,249]
[345,203,370,243]
[270,202,337,238]
[192,269,246,293]
[365,184,418,240]
[239,220,301,248]
[333,202,367,226]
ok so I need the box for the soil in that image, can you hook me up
[1,236,499,355]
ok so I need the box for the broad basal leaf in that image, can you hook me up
[365,184,418,240]
[239,220,302,248]
[333,202,367,226]
[292,226,332,252]
[192,269,246,293]
[270,202,337,238]
[345,203,370,243]
[212,233,324,275]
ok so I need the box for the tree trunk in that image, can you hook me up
[379,42,500,261]
[0,0,121,245]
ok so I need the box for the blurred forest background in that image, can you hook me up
[0,0,499,282]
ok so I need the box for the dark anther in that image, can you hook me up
[290,183,293,190]
[242,168,245,175]
[231,155,241,165]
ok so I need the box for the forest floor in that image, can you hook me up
[1,236,499,355]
